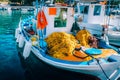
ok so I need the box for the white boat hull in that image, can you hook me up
[15,19,120,80]
[107,31,120,46]
[31,45,120,80]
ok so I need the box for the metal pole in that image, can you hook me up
[107,0,111,26]
[36,0,38,15]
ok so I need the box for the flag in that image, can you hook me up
[37,10,48,29]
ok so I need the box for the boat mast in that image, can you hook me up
[36,0,38,15]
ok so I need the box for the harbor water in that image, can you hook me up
[0,10,100,80]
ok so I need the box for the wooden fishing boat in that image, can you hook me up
[15,5,120,80]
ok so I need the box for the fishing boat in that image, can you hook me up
[15,2,120,80]
[75,1,120,46]
[107,25,120,46]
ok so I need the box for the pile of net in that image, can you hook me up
[76,29,91,47]
[45,32,78,59]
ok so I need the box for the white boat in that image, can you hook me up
[107,25,120,46]
[15,4,120,80]
[75,2,120,46]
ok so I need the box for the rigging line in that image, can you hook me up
[80,47,111,80]
[96,59,110,80]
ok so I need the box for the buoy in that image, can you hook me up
[23,41,32,59]
[18,35,24,48]
[15,28,20,38]
[16,33,20,43]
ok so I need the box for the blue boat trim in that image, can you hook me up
[33,46,89,65]
[85,48,102,55]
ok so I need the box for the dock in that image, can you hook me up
[0,5,35,11]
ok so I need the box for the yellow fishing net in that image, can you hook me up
[45,31,117,62]
[76,29,91,47]
[45,32,78,59]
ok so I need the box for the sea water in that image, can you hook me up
[0,10,99,80]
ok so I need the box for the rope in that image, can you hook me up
[80,47,111,80]
[96,59,110,80]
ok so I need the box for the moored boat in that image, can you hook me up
[15,3,120,80]
[74,1,120,46]
[107,25,120,46]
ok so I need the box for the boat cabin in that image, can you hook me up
[76,3,120,27]
[43,6,74,36]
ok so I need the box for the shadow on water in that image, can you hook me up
[18,47,100,80]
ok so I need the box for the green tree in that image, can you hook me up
[55,0,64,3]
[23,0,34,5]
[9,0,18,2]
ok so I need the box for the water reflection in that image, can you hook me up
[0,10,33,80]
[0,10,99,80]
